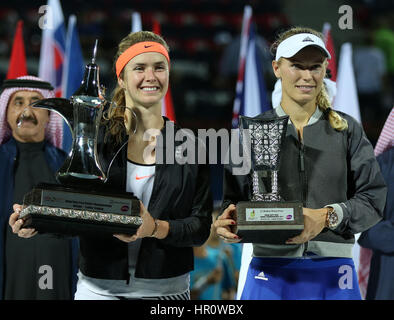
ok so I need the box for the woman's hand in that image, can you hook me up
[113,201,156,243]
[9,204,37,238]
[286,207,328,244]
[213,204,241,243]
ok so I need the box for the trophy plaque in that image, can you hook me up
[18,41,142,236]
[236,116,304,244]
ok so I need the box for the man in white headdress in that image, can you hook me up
[0,75,78,300]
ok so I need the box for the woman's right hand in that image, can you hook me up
[9,204,37,238]
[213,204,241,243]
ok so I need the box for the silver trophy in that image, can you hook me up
[19,41,142,236]
[236,116,303,244]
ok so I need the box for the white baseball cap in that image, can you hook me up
[275,33,331,61]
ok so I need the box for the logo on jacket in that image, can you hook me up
[135,174,153,180]
[255,271,268,281]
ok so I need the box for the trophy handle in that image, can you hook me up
[103,139,128,183]
[31,98,74,139]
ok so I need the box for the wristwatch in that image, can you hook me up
[325,207,339,229]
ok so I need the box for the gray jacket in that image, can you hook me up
[222,106,387,258]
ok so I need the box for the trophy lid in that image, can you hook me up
[72,39,101,98]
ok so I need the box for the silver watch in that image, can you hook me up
[326,207,339,229]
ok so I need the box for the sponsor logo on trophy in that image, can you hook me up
[19,40,141,236]
[236,115,304,244]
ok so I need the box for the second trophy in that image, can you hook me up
[236,115,304,244]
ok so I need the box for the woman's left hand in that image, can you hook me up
[286,207,327,244]
[113,201,155,243]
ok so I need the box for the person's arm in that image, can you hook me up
[214,155,249,242]
[160,162,213,247]
[333,117,387,234]
[358,149,394,254]
[358,220,394,254]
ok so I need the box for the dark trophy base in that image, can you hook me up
[236,201,304,244]
[19,183,142,237]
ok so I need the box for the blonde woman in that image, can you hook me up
[215,27,386,300]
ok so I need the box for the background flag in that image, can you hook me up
[131,11,142,33]
[6,20,27,79]
[61,14,84,152]
[38,0,66,98]
[152,18,176,122]
[232,6,269,129]
[334,43,361,122]
[322,23,337,82]
[234,5,271,300]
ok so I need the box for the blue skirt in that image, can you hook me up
[241,256,361,300]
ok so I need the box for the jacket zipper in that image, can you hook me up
[299,140,309,255]
[299,142,306,203]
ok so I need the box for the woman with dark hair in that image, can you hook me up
[214,26,386,300]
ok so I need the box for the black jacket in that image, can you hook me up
[78,119,213,280]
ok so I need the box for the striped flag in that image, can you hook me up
[61,14,84,152]
[322,23,337,82]
[234,5,271,300]
[232,5,269,128]
[6,20,27,79]
[38,0,66,98]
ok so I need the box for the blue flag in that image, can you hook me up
[61,14,84,152]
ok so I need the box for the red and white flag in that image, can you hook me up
[322,23,337,82]
[38,0,66,97]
